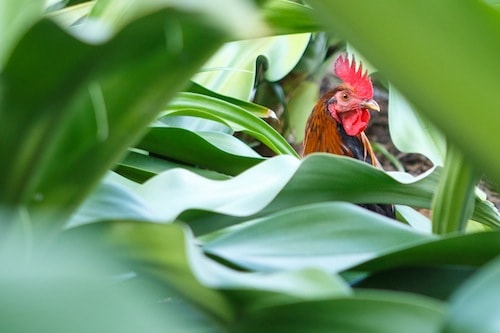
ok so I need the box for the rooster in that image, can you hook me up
[303,53,395,218]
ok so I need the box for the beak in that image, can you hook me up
[360,99,380,112]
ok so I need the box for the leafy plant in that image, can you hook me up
[1,0,500,332]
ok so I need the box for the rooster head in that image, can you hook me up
[327,53,380,136]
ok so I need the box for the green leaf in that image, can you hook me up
[396,205,432,234]
[90,0,267,40]
[74,155,499,235]
[204,202,432,273]
[260,155,439,212]
[0,235,213,333]
[66,220,351,323]
[46,2,94,27]
[236,290,446,333]
[432,145,480,234]
[64,220,234,325]
[0,8,228,233]
[116,150,230,183]
[285,80,319,143]
[388,86,446,166]
[193,33,311,99]
[0,0,43,65]
[186,81,277,119]
[71,156,300,226]
[182,155,498,236]
[353,231,500,273]
[261,0,320,35]
[137,127,264,176]
[161,92,299,157]
[66,176,155,228]
[307,0,500,179]
[353,265,476,301]
[443,256,500,333]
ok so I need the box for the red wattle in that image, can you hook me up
[340,108,370,136]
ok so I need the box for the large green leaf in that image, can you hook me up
[65,220,355,324]
[72,154,499,235]
[203,202,433,273]
[0,7,231,233]
[179,154,498,235]
[71,156,299,226]
[0,234,210,333]
[307,0,500,179]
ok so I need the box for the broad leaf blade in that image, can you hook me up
[204,202,432,273]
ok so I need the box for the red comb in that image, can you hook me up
[334,53,373,100]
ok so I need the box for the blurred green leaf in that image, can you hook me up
[94,221,234,322]
[66,176,155,228]
[46,2,94,26]
[193,33,311,99]
[354,231,500,273]
[0,0,43,65]
[396,205,432,234]
[286,80,319,143]
[261,0,320,35]
[443,256,500,333]
[353,266,476,301]
[236,290,446,333]
[90,0,267,39]
[0,8,228,233]
[204,202,432,273]
[0,236,209,333]
[66,220,353,324]
[388,86,446,166]
[308,0,500,179]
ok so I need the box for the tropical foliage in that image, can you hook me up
[1,0,500,332]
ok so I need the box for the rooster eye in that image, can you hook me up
[341,93,349,100]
